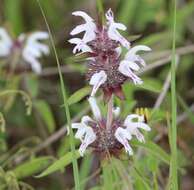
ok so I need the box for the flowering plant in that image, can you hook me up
[69,9,151,158]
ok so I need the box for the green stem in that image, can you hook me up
[96,0,105,25]
[36,1,80,189]
[170,0,178,189]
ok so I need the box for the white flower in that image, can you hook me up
[72,116,96,156]
[118,45,151,85]
[0,27,13,57]
[115,114,151,155]
[88,97,102,121]
[124,45,151,66]
[118,60,143,85]
[72,97,103,156]
[124,114,151,143]
[22,32,49,74]
[89,70,107,97]
[115,127,133,155]
[105,9,130,49]
[70,11,96,43]
[68,38,92,54]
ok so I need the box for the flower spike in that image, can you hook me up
[72,97,151,157]
[69,9,151,100]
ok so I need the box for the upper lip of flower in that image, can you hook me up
[89,70,107,97]
[68,38,92,54]
[114,114,151,155]
[70,11,96,43]
[118,45,151,85]
[105,8,130,49]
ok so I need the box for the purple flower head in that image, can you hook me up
[69,9,151,101]
[71,97,151,157]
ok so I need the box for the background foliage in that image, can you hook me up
[0,0,194,189]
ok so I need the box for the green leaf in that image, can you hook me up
[34,100,56,134]
[4,0,24,35]
[132,140,170,165]
[133,167,151,190]
[25,75,39,98]
[36,151,80,178]
[67,87,91,105]
[137,78,162,93]
[12,156,53,179]
[118,0,137,26]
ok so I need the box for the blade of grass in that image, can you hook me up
[36,1,80,189]
[169,0,178,189]
[96,0,105,24]
[118,0,137,26]
[4,0,24,35]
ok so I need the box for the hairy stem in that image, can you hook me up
[106,95,113,130]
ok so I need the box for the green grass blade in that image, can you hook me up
[36,1,80,189]
[36,151,80,178]
[4,0,24,35]
[169,0,178,189]
[96,0,105,24]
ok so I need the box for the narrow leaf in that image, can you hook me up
[36,151,80,178]
[132,140,170,164]
[67,87,91,105]
[12,156,53,179]
[34,100,56,133]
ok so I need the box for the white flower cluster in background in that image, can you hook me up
[0,27,49,74]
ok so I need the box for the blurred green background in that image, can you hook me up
[0,0,194,189]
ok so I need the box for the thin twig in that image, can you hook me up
[153,55,179,109]
[34,105,90,154]
[138,56,171,75]
[40,45,194,77]
[41,65,75,76]
[144,44,194,61]
[177,104,194,125]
